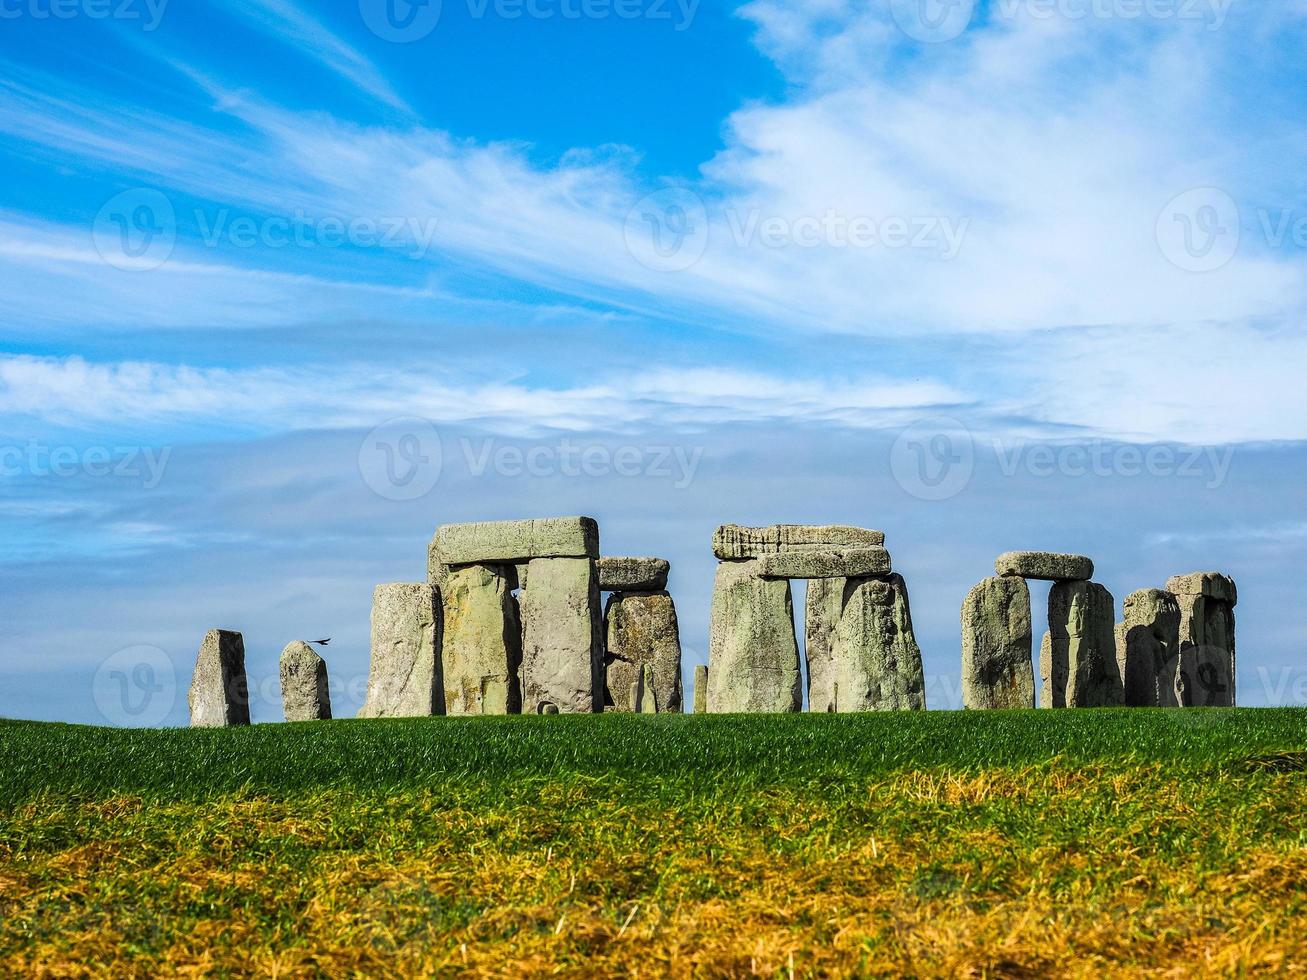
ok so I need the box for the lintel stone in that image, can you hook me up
[757,547,891,580]
[1166,571,1237,605]
[433,517,599,566]
[713,524,885,560]
[598,556,669,592]
[996,551,1093,582]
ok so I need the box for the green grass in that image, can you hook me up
[2,708,1305,805]
[2,710,1306,976]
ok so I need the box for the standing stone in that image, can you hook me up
[832,574,926,711]
[706,559,802,713]
[440,564,521,715]
[604,591,682,713]
[280,641,332,722]
[188,629,250,727]
[360,584,442,718]
[1115,589,1182,707]
[1043,581,1122,708]
[961,575,1034,710]
[805,577,845,713]
[693,665,708,714]
[520,557,603,713]
[631,663,658,713]
[1167,572,1237,707]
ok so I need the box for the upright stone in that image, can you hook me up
[604,590,682,713]
[832,574,926,711]
[961,575,1034,710]
[805,577,845,713]
[706,560,802,713]
[1115,589,1182,707]
[693,665,708,714]
[520,557,603,713]
[441,564,521,715]
[636,663,658,713]
[1043,581,1122,708]
[1167,572,1237,707]
[360,584,442,718]
[280,641,332,722]
[188,629,250,727]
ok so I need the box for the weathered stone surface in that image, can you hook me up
[434,517,599,567]
[713,524,885,560]
[1042,581,1122,707]
[706,560,802,713]
[635,664,658,713]
[604,590,682,713]
[693,665,708,714]
[360,584,442,718]
[1038,631,1058,709]
[188,629,251,727]
[961,576,1034,710]
[520,557,603,713]
[1115,589,1182,708]
[804,577,845,713]
[1166,572,1237,605]
[280,641,332,722]
[1173,584,1236,707]
[757,547,891,580]
[597,557,669,592]
[831,574,927,711]
[996,551,1094,582]
[441,564,521,716]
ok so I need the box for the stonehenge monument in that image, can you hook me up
[188,629,250,727]
[962,551,1236,710]
[708,524,924,713]
[1168,572,1237,707]
[1116,589,1182,707]
[360,583,442,718]
[280,641,332,722]
[181,515,1240,724]
[601,557,683,713]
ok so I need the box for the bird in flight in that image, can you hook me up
[310,638,331,646]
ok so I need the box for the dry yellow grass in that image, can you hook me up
[2,761,1305,978]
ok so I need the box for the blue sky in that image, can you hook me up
[1,0,1305,724]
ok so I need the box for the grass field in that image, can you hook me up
[2,710,1306,977]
